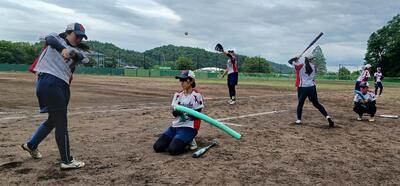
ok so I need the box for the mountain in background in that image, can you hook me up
[0,39,293,74]
[86,41,293,73]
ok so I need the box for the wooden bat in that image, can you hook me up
[192,139,218,158]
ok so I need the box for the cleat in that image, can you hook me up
[60,158,85,170]
[189,139,198,150]
[21,143,42,159]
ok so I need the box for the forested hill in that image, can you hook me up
[0,39,293,73]
[86,42,293,73]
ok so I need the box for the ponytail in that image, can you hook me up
[305,58,313,76]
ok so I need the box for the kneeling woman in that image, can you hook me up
[153,70,204,155]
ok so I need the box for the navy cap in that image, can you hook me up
[66,23,87,40]
[175,70,195,80]
[360,82,368,88]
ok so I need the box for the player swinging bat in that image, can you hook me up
[287,32,334,127]
[192,139,218,158]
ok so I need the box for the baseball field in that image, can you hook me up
[0,72,399,185]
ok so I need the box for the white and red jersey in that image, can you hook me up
[171,89,204,130]
[357,69,370,82]
[293,59,316,88]
[226,54,238,74]
[374,72,383,82]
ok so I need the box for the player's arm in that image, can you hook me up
[45,35,66,53]
[172,109,184,117]
[288,57,299,65]
[221,69,228,78]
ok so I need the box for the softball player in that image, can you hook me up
[353,82,376,122]
[355,64,371,91]
[22,23,89,169]
[221,50,238,105]
[153,70,204,155]
[374,67,384,96]
[288,54,334,127]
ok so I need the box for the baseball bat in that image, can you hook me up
[192,140,218,158]
[298,32,323,57]
[378,115,399,119]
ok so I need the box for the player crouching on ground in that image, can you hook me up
[153,70,204,155]
[353,82,377,122]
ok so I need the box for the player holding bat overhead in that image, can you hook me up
[22,23,89,169]
[353,82,377,122]
[153,70,204,155]
[288,53,334,127]
[215,44,238,105]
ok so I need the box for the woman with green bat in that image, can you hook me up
[153,70,204,155]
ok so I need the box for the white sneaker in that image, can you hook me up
[295,120,302,124]
[60,158,85,170]
[21,143,42,159]
[369,117,375,122]
[189,139,198,150]
[229,100,236,105]
[357,117,362,121]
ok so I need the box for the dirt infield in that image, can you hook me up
[1,72,399,185]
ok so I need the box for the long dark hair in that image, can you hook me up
[59,31,90,52]
[188,77,196,88]
[305,57,313,76]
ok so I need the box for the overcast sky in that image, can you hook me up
[0,0,399,68]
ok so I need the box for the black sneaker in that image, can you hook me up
[327,116,334,127]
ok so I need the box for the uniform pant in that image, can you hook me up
[353,102,376,117]
[374,82,383,95]
[26,73,72,163]
[227,72,238,100]
[153,127,197,155]
[354,81,361,91]
[297,86,328,120]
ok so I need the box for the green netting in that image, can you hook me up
[75,67,124,75]
[0,64,30,72]
[160,70,181,77]
[0,64,399,82]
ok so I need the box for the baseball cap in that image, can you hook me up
[360,82,368,88]
[365,64,371,68]
[66,23,87,40]
[175,70,195,80]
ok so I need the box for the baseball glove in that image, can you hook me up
[215,43,224,52]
